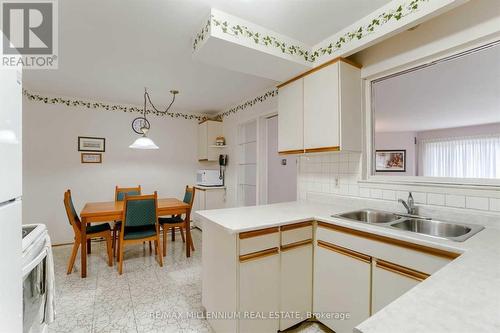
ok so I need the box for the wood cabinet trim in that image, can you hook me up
[278,149,304,155]
[376,259,429,282]
[239,227,280,239]
[317,222,460,260]
[317,240,371,264]
[280,221,313,231]
[304,146,340,153]
[239,247,279,263]
[280,239,312,251]
[277,57,362,88]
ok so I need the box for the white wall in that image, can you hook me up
[23,97,200,244]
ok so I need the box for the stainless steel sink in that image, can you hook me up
[390,218,484,242]
[336,209,401,224]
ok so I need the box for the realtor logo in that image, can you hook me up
[1,0,58,69]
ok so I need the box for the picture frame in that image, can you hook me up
[81,153,102,164]
[375,150,406,172]
[78,136,105,152]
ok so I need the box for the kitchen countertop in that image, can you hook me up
[194,185,226,190]
[195,200,500,333]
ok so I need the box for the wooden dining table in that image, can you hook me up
[79,198,191,278]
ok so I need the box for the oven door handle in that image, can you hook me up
[22,247,47,278]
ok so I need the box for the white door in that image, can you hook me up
[267,116,297,204]
[280,244,313,330]
[239,253,280,333]
[303,63,340,150]
[0,67,22,203]
[372,260,424,314]
[278,79,303,152]
[314,242,371,333]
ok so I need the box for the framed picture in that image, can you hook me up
[375,150,406,172]
[78,136,105,152]
[81,153,102,164]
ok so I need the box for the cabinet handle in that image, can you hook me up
[317,240,371,264]
[239,247,279,263]
[280,239,312,251]
[239,227,279,239]
[376,259,429,282]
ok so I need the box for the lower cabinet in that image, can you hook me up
[193,187,225,229]
[239,250,280,333]
[372,259,429,314]
[280,242,313,331]
[314,240,371,333]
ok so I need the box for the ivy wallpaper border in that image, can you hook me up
[23,90,209,121]
[194,0,429,63]
[216,89,278,119]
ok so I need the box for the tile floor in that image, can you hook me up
[50,229,332,333]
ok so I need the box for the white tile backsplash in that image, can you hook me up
[297,152,500,215]
[445,194,466,208]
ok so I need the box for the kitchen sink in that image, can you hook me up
[390,218,484,242]
[334,209,484,242]
[336,209,400,224]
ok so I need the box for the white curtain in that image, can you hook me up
[420,135,500,178]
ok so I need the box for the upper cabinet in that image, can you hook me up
[198,120,223,161]
[278,58,362,154]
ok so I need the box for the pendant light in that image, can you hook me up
[129,88,179,150]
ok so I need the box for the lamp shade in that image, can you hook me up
[129,136,159,149]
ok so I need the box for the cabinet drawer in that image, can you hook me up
[281,222,313,246]
[317,223,458,275]
[239,227,280,256]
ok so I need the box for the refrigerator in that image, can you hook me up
[0,63,23,331]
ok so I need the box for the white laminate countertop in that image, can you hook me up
[195,200,500,333]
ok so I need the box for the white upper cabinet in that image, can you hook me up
[198,120,223,161]
[278,58,362,154]
[278,78,304,153]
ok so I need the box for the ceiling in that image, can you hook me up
[23,0,390,114]
[374,43,500,132]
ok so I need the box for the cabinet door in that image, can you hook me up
[198,122,208,160]
[278,79,304,153]
[239,250,280,333]
[280,243,312,331]
[207,121,222,161]
[314,241,371,333]
[372,260,428,314]
[303,63,340,150]
[205,189,225,210]
[192,190,206,229]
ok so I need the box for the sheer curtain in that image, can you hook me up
[420,135,500,178]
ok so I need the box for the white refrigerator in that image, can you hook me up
[0,64,23,331]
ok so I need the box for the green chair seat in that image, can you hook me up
[159,216,183,224]
[123,225,157,240]
[87,223,111,234]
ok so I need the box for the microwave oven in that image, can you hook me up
[197,169,223,187]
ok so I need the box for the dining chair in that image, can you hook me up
[118,192,163,274]
[63,190,113,274]
[113,185,143,257]
[159,186,196,257]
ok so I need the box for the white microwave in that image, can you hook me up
[197,169,223,187]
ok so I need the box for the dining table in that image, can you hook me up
[79,198,191,278]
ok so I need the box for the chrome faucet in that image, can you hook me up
[399,192,416,215]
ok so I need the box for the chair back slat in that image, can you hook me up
[115,185,141,201]
[183,186,195,207]
[122,192,158,228]
[63,190,82,235]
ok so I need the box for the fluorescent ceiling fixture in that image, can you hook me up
[129,135,159,150]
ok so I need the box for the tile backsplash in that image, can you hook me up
[298,152,500,215]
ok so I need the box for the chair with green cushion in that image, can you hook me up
[63,190,113,274]
[113,185,142,257]
[117,191,163,274]
[159,186,196,257]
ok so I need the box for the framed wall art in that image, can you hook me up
[81,153,102,164]
[78,136,105,152]
[375,150,406,172]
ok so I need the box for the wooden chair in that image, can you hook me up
[118,192,163,274]
[159,186,196,257]
[63,190,113,274]
[113,186,142,257]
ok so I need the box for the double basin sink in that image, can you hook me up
[334,209,484,242]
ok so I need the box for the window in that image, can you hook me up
[420,135,500,178]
